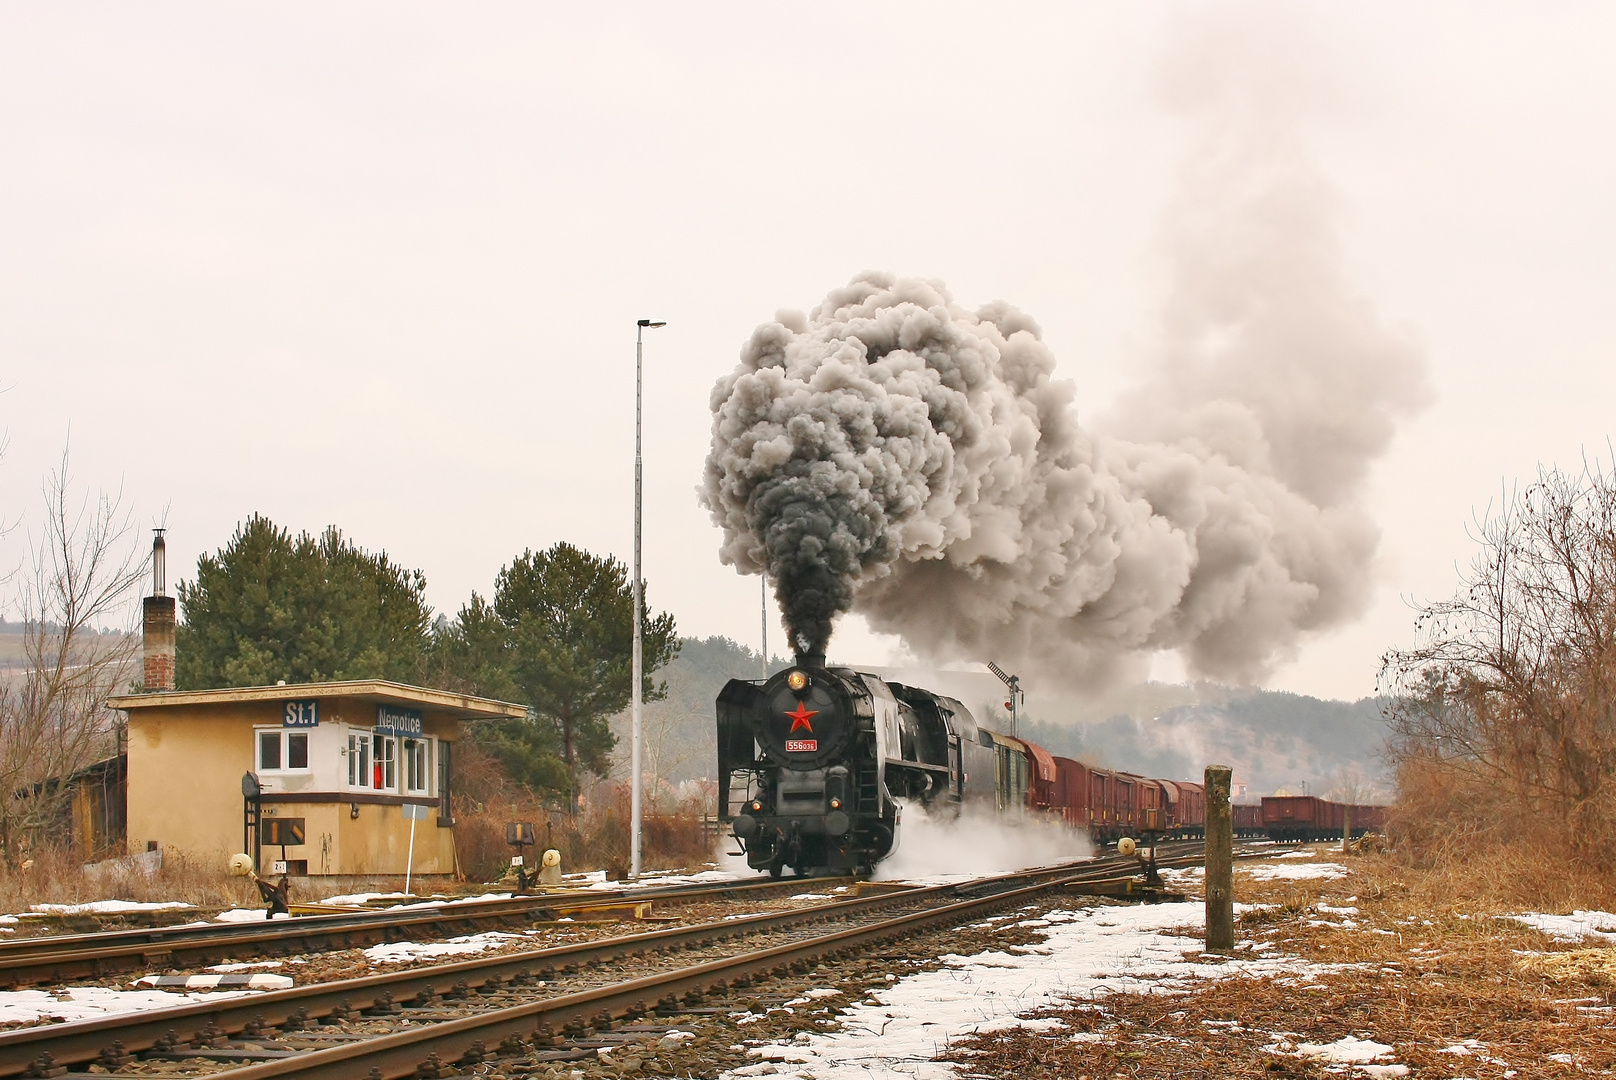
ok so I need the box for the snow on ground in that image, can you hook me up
[1505,910,1616,942]
[1243,862,1348,881]
[0,986,258,1026]
[363,931,527,965]
[316,891,412,906]
[578,867,760,891]
[725,900,1355,1080]
[29,900,192,915]
[1294,1035,1396,1063]
[214,908,269,922]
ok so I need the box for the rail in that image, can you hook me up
[0,849,1199,1077]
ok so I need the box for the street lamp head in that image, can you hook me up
[637,319,667,328]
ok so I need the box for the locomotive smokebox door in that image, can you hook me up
[758,674,851,769]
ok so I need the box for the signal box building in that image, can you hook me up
[108,681,526,877]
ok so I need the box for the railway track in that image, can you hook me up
[0,874,860,989]
[0,846,1220,1078]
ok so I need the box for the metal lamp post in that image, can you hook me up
[632,318,665,880]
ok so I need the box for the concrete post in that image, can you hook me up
[1205,764,1234,952]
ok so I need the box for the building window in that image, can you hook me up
[343,729,434,794]
[348,731,372,788]
[373,733,396,791]
[403,738,431,794]
[256,729,310,773]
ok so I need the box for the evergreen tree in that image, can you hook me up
[175,515,432,688]
[436,542,679,810]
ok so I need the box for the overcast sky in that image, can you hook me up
[2,3,1614,703]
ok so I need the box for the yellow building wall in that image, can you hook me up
[127,704,264,866]
[127,700,461,877]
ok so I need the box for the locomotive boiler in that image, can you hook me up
[717,651,998,877]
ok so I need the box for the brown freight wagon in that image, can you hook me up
[1232,801,1264,837]
[1050,757,1133,842]
[1261,795,1387,842]
[1157,779,1206,837]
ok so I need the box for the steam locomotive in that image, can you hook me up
[716,652,1207,877]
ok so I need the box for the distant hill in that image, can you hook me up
[1015,692,1391,800]
[607,637,1393,800]
[606,635,788,787]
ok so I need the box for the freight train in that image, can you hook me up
[717,654,1209,877]
[1261,795,1388,842]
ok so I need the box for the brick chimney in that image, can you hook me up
[143,529,176,692]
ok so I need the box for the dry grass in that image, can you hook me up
[0,846,256,915]
[944,845,1616,1078]
[1518,947,1616,988]
[454,788,714,883]
[1367,832,1616,913]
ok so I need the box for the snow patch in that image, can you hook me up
[213,908,269,922]
[1244,863,1348,881]
[1296,1035,1394,1063]
[724,901,1341,1080]
[363,931,523,964]
[29,900,191,915]
[0,985,257,1026]
[1505,910,1616,942]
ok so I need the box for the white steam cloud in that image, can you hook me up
[873,804,1093,882]
[701,10,1430,686]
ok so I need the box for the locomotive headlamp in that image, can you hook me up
[787,670,808,691]
[829,798,842,809]
[751,800,763,811]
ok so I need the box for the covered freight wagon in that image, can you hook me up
[1261,796,1387,842]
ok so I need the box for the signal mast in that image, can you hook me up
[987,661,1023,737]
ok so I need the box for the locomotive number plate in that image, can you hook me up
[786,739,818,752]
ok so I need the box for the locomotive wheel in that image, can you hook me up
[768,859,785,880]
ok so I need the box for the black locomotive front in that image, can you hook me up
[716,655,898,877]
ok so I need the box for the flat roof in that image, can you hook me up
[106,679,528,720]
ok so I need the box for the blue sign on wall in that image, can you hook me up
[376,705,423,736]
[283,700,319,727]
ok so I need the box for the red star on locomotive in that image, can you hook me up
[785,701,817,732]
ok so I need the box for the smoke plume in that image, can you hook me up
[701,10,1430,684]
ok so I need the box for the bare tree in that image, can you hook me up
[1379,457,1616,856]
[0,451,145,863]
[1325,765,1376,806]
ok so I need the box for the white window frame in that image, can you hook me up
[347,729,373,789]
[342,727,435,795]
[255,727,311,774]
[373,732,397,792]
[402,736,433,795]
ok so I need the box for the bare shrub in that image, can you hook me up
[452,780,716,884]
[1380,457,1616,865]
[0,452,144,864]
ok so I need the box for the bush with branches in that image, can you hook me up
[1380,458,1616,862]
